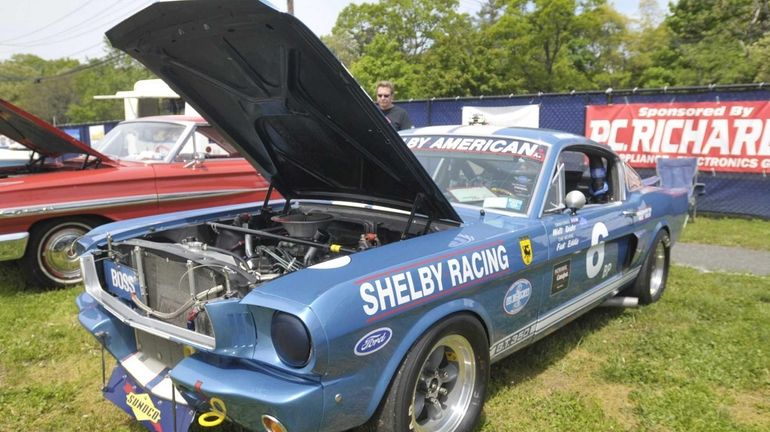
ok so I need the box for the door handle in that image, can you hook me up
[622,210,638,217]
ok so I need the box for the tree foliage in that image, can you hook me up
[655,0,770,85]
[2,0,770,124]
[0,41,153,124]
[326,0,770,97]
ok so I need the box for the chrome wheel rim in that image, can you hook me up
[649,241,666,297]
[38,222,90,284]
[410,335,476,432]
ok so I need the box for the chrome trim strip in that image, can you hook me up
[1,194,157,218]
[0,231,29,260]
[81,254,215,349]
[0,188,263,219]
[490,268,639,360]
[157,188,267,203]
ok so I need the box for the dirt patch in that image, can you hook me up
[728,390,770,428]
[530,348,636,430]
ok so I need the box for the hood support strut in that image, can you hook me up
[401,193,429,240]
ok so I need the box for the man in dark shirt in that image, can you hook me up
[375,80,413,131]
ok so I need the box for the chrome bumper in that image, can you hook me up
[0,232,29,261]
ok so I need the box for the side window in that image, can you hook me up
[624,162,643,191]
[545,146,621,212]
[561,151,589,196]
[544,162,565,213]
[175,131,239,162]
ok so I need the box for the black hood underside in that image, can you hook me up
[107,0,459,223]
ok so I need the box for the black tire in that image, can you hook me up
[361,314,489,432]
[631,229,670,305]
[21,217,103,288]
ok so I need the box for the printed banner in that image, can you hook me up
[89,124,105,145]
[462,105,539,127]
[585,101,770,173]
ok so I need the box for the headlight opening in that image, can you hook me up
[271,311,312,367]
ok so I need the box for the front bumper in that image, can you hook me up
[0,231,28,261]
[78,280,325,432]
[104,364,196,432]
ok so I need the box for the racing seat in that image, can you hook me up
[656,157,706,221]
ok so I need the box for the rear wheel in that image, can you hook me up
[631,229,670,305]
[362,314,489,432]
[22,217,102,288]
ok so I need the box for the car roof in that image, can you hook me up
[400,125,598,151]
[123,115,207,125]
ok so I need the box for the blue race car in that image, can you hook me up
[76,1,689,431]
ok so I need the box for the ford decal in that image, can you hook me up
[354,328,393,356]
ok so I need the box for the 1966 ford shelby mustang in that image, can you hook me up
[76,1,689,431]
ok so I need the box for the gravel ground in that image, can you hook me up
[672,242,770,276]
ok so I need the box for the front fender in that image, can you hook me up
[318,298,493,431]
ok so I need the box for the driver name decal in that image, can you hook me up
[359,243,510,320]
[405,136,545,160]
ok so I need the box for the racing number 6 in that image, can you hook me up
[586,222,608,279]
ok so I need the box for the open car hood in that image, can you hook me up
[106,0,459,223]
[0,99,112,161]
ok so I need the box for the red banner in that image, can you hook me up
[585,101,770,173]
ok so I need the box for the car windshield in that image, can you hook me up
[95,122,186,161]
[408,135,547,214]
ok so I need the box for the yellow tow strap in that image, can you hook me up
[198,397,226,427]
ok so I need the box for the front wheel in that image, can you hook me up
[363,314,489,432]
[21,217,102,288]
[631,229,670,305]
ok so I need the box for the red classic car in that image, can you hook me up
[0,99,269,287]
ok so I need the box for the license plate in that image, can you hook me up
[104,261,142,301]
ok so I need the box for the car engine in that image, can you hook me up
[97,203,447,337]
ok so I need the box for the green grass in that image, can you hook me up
[0,262,142,431]
[481,266,770,432]
[1,263,768,432]
[680,216,770,251]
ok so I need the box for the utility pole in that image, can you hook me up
[287,0,294,15]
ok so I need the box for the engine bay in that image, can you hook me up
[98,203,452,335]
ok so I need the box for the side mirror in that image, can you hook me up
[183,151,206,169]
[564,190,586,215]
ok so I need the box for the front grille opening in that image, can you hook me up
[141,252,221,336]
[135,330,186,369]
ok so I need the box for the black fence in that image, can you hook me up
[399,85,770,219]
[59,85,769,219]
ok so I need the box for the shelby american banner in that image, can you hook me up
[585,101,770,173]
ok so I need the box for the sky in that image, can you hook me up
[0,0,668,62]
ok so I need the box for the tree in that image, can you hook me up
[66,42,154,123]
[0,54,80,123]
[481,0,630,93]
[329,0,474,98]
[649,0,769,85]
[0,42,154,124]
